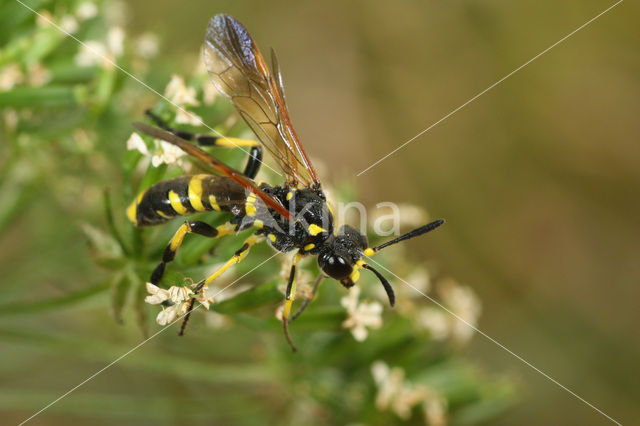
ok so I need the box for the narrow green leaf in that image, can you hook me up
[0,34,31,66]
[48,64,97,84]
[287,306,346,331]
[0,390,274,421]
[0,86,80,108]
[110,272,131,324]
[23,26,66,63]
[0,329,275,384]
[129,270,148,337]
[214,280,282,314]
[452,381,516,424]
[138,163,167,193]
[92,67,117,114]
[0,281,109,316]
[103,188,129,255]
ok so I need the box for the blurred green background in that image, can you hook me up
[1,0,638,424]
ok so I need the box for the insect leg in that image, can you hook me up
[179,233,264,335]
[200,233,263,288]
[282,253,303,352]
[150,221,237,285]
[145,110,263,179]
[290,274,325,322]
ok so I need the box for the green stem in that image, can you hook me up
[49,64,98,84]
[103,188,129,255]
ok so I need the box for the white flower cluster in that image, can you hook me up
[125,128,187,169]
[75,27,126,69]
[371,361,447,425]
[76,2,98,21]
[124,74,205,169]
[145,282,213,326]
[416,278,481,344]
[341,287,383,341]
[135,33,159,60]
[0,63,23,91]
[164,74,202,126]
[150,140,188,168]
[0,62,51,91]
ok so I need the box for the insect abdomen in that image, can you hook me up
[127,174,247,226]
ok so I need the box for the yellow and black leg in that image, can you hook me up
[179,233,263,335]
[282,253,304,352]
[145,110,263,179]
[150,221,237,285]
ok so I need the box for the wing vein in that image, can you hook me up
[203,14,320,187]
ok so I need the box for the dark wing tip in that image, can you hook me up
[208,14,248,38]
[210,13,234,26]
[208,14,230,38]
[206,14,258,72]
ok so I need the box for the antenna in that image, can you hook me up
[367,219,445,254]
[362,263,395,307]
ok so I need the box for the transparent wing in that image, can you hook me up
[204,14,319,187]
[132,122,292,220]
[270,47,287,108]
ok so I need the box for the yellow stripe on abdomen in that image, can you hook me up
[168,190,189,215]
[126,190,146,225]
[188,175,207,212]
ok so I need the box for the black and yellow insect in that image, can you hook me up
[128,14,444,351]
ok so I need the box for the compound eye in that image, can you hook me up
[318,253,352,280]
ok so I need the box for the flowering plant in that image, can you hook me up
[0,1,514,424]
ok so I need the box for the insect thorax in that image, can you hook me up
[238,184,333,254]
